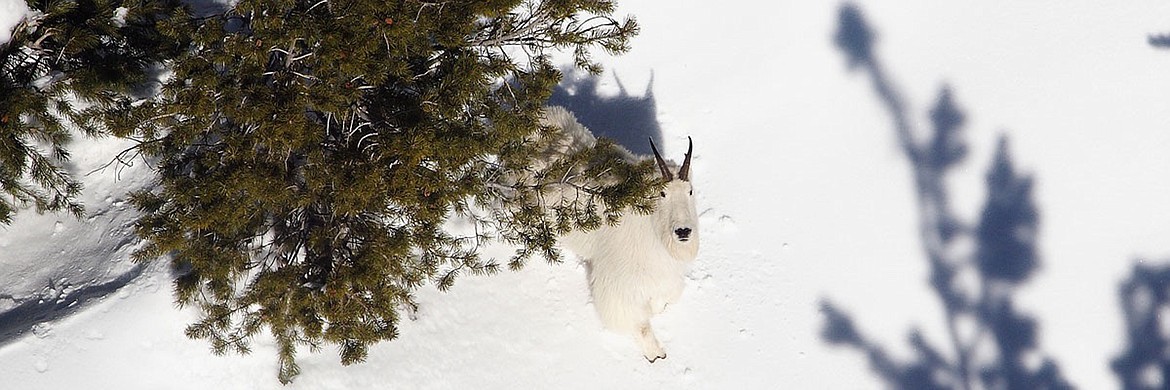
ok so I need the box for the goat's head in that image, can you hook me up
[650,137,699,261]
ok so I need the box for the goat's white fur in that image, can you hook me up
[540,106,699,362]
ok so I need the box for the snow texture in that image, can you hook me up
[0,0,28,45]
[2,0,1170,389]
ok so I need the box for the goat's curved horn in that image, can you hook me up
[649,138,674,181]
[678,136,693,181]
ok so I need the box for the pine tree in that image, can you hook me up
[119,0,645,382]
[0,0,182,224]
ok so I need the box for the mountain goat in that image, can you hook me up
[540,107,699,363]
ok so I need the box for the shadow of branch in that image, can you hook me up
[1113,262,1170,389]
[821,300,951,389]
[820,4,1073,389]
[1149,34,1170,49]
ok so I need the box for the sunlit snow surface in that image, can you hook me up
[0,0,27,44]
[3,1,1170,388]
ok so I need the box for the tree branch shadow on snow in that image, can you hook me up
[1149,33,1170,49]
[0,264,144,347]
[819,4,1073,389]
[548,68,662,155]
[1110,41,1170,389]
[1112,261,1170,389]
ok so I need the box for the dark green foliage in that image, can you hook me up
[0,0,182,224]
[119,0,642,383]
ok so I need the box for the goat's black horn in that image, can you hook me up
[678,137,693,181]
[649,138,673,181]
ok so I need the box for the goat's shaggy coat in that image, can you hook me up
[541,107,699,362]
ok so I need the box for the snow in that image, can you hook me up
[0,0,28,45]
[3,0,1170,388]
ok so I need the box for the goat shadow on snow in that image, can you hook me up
[549,68,663,156]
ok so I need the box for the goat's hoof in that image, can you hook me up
[645,353,667,363]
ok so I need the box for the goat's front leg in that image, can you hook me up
[636,322,667,363]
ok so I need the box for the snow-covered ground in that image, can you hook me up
[0,0,25,44]
[3,1,1170,388]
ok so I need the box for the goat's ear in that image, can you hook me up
[649,137,674,181]
[678,137,693,181]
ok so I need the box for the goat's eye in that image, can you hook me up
[660,191,667,198]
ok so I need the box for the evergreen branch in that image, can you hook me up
[29,28,59,52]
[412,1,449,23]
[470,11,555,48]
[86,136,167,177]
[118,0,644,382]
[306,0,330,13]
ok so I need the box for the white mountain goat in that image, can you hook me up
[539,107,699,363]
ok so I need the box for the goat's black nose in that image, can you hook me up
[675,228,692,240]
